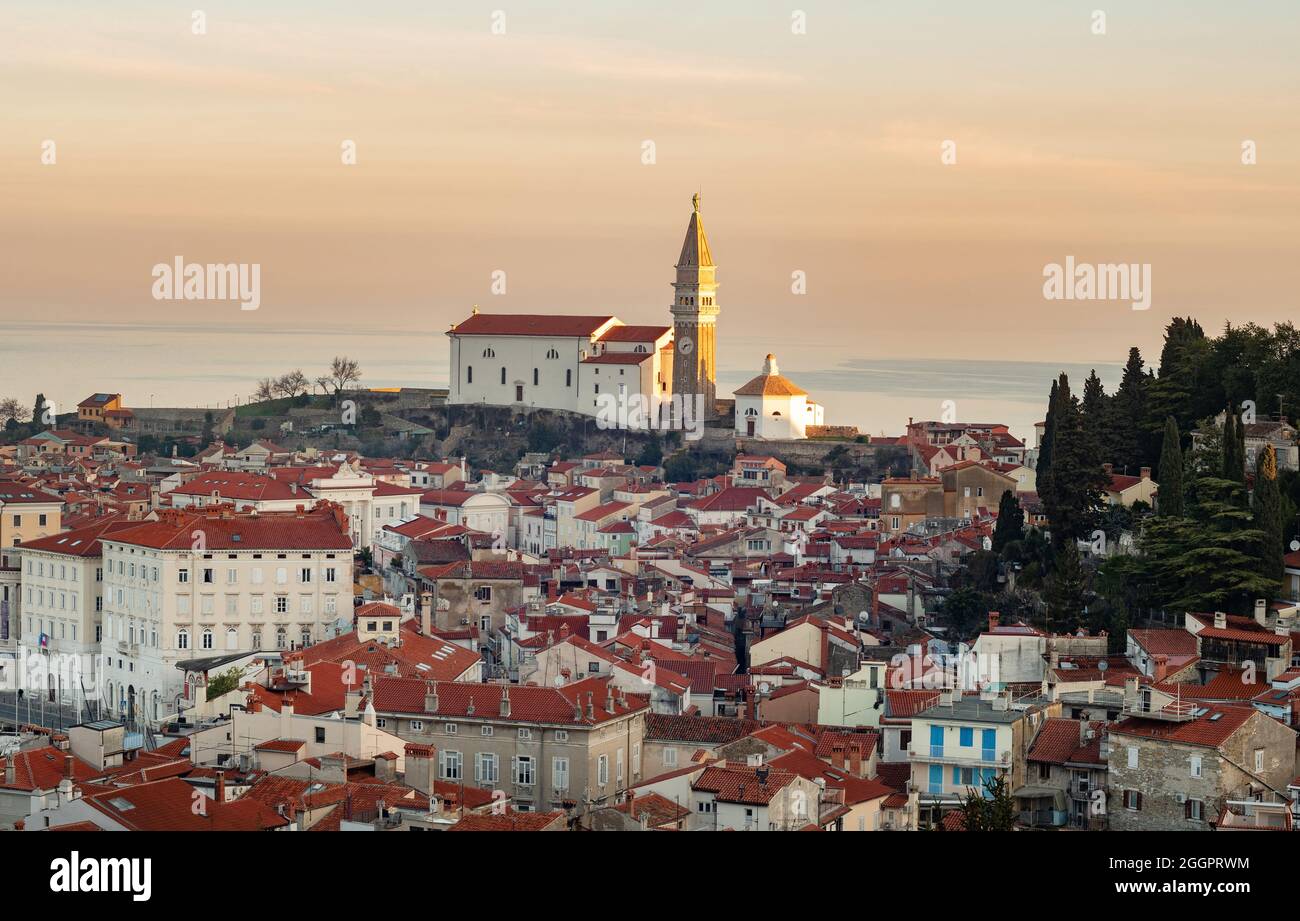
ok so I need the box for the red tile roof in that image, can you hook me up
[692,763,799,805]
[449,313,615,338]
[1026,718,1105,765]
[1109,704,1259,749]
[105,506,352,551]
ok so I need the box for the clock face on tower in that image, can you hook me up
[679,335,694,356]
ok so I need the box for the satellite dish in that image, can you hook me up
[1291,540,1300,552]
[1097,660,1108,672]
[553,675,564,687]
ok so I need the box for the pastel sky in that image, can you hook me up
[3,1,1299,370]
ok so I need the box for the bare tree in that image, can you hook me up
[325,356,362,393]
[275,370,309,398]
[0,396,30,425]
[254,378,277,402]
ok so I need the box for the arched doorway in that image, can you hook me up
[127,684,136,727]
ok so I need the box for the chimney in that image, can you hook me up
[2,759,12,785]
[345,686,360,719]
[1152,654,1168,682]
[214,769,226,803]
[605,683,615,713]
[1124,676,1139,708]
[987,611,1000,632]
[1079,720,1089,745]
[585,692,595,720]
[832,744,846,770]
[403,743,435,795]
[1139,466,1151,480]
[1102,462,1113,475]
[500,686,511,719]
[374,751,396,783]
[280,698,294,737]
[1214,611,1227,630]
[849,745,862,778]
[64,754,75,780]
[420,591,433,636]
[424,682,439,714]
[1254,599,1268,628]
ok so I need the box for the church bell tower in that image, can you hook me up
[670,193,719,419]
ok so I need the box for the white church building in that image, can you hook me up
[445,198,827,441]
[733,354,823,440]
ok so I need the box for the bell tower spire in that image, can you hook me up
[670,193,719,419]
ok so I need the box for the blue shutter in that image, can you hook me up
[959,727,973,747]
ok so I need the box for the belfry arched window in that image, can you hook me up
[482,347,495,358]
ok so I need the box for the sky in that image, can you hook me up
[2,1,1299,398]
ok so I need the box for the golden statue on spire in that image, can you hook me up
[692,192,700,213]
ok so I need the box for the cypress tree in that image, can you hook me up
[1255,444,1284,584]
[1222,410,1240,482]
[1037,378,1058,486]
[1082,369,1108,460]
[1042,374,1106,548]
[1109,348,1148,472]
[992,490,1024,552]
[1157,416,1184,517]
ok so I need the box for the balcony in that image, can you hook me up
[910,747,1011,768]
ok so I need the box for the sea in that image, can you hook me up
[0,321,1123,445]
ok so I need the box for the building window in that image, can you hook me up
[533,368,539,386]
[597,754,609,786]
[552,756,569,791]
[476,753,499,785]
[1189,755,1201,778]
[566,369,572,387]
[467,365,473,383]
[546,348,559,359]
[201,628,213,650]
[1186,799,1204,821]
[474,585,492,602]
[176,629,189,649]
[500,367,506,385]
[441,751,462,780]
[514,756,535,786]
[482,347,495,358]
[1124,790,1141,811]
[481,725,494,737]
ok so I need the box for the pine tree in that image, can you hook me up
[1157,416,1184,517]
[33,392,47,429]
[992,490,1024,552]
[1254,444,1284,584]
[1046,540,1086,633]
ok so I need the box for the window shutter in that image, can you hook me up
[1136,792,1143,811]
[1184,799,1192,819]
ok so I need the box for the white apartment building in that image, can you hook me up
[16,519,136,706]
[96,505,353,730]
